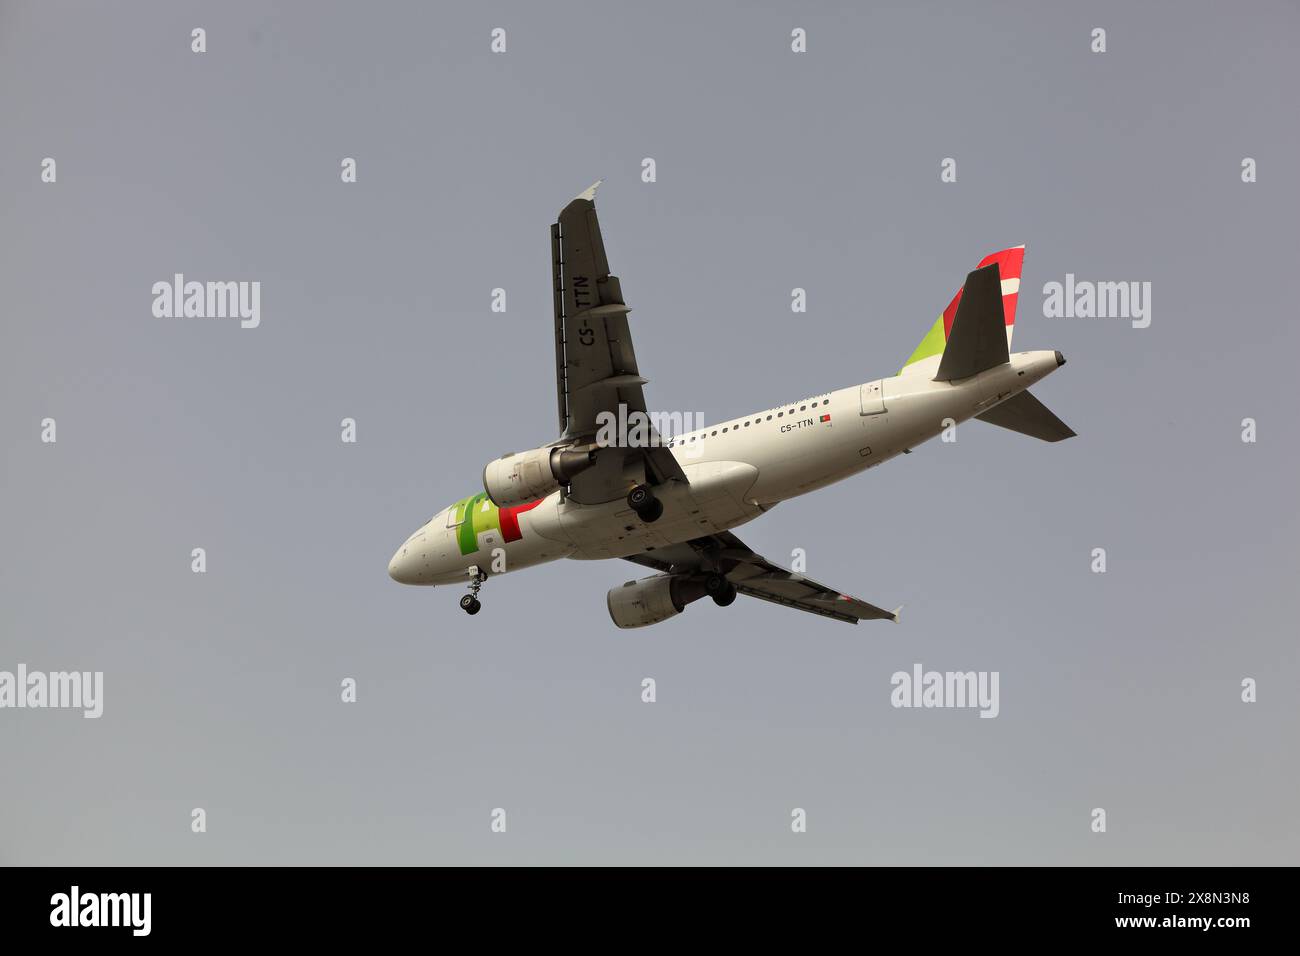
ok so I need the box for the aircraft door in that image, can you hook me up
[859,380,886,415]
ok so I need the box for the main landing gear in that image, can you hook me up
[626,483,663,523]
[704,572,737,607]
[460,566,486,615]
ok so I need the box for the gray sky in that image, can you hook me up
[2,0,1297,865]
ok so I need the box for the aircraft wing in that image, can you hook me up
[551,182,686,505]
[623,530,900,625]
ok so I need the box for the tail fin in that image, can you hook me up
[935,263,1010,381]
[900,246,1024,376]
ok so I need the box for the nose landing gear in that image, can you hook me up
[460,566,486,615]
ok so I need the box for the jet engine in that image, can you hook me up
[606,574,711,629]
[482,446,596,507]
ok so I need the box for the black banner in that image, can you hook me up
[0,866,1282,942]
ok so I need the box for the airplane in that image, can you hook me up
[388,182,1074,628]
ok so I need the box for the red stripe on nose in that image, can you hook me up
[499,498,543,542]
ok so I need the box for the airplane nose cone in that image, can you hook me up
[388,544,419,584]
[1055,350,1066,367]
[389,527,438,585]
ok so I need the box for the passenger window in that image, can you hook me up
[766,415,772,421]
[800,405,807,411]
[777,412,783,417]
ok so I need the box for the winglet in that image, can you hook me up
[890,605,903,623]
[574,180,603,202]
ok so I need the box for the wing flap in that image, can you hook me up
[732,585,864,625]
[622,531,898,625]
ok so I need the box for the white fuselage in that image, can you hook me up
[387,350,1063,585]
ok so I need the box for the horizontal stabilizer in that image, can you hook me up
[935,263,1010,381]
[976,389,1076,442]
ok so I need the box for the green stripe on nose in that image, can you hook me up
[457,494,483,555]
[456,493,503,556]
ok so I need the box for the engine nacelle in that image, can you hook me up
[607,574,709,629]
[482,446,596,507]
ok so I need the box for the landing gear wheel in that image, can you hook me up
[627,484,651,509]
[637,497,663,523]
[704,574,736,606]
[711,585,737,607]
[627,484,663,524]
[460,594,481,615]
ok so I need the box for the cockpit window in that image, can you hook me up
[446,503,465,528]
